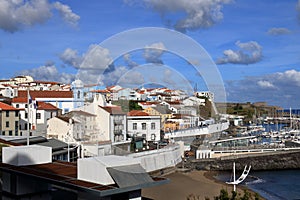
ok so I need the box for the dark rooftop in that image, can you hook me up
[0,161,168,197]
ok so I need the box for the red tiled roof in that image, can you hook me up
[100,106,125,114]
[18,91,73,99]
[29,81,60,85]
[90,89,109,93]
[127,110,149,116]
[37,102,59,110]
[0,102,18,110]
[56,116,72,123]
[12,97,27,103]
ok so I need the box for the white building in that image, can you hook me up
[182,96,205,106]
[47,116,77,142]
[127,110,161,142]
[194,91,214,101]
[17,90,75,114]
[63,110,99,141]
[11,97,59,137]
[99,106,127,143]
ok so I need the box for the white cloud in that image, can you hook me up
[60,45,120,85]
[276,69,300,87]
[60,45,112,71]
[216,41,263,65]
[53,2,80,27]
[125,0,231,32]
[257,80,275,89]
[118,70,145,86]
[80,44,113,71]
[163,69,175,85]
[18,65,75,83]
[267,27,291,35]
[60,48,82,68]
[123,53,139,68]
[226,69,300,108]
[0,0,79,32]
[143,42,166,64]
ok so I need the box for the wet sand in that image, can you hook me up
[143,170,257,200]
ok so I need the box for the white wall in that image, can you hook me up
[47,117,69,141]
[128,144,182,172]
[77,155,139,185]
[127,116,161,141]
[2,145,52,166]
[36,97,74,114]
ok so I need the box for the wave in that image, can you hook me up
[245,175,265,185]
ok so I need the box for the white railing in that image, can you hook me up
[164,121,229,139]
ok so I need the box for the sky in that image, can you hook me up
[0,0,300,108]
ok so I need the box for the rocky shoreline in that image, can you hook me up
[188,149,300,171]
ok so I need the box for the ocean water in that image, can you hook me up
[217,170,300,200]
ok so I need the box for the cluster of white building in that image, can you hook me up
[0,76,216,154]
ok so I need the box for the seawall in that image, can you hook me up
[189,150,300,171]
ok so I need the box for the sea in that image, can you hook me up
[216,169,300,200]
[216,123,300,200]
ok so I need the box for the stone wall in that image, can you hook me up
[189,150,300,171]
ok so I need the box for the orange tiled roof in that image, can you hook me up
[90,89,109,93]
[37,102,59,110]
[18,90,73,99]
[100,106,125,115]
[12,97,27,103]
[127,110,149,116]
[0,102,18,110]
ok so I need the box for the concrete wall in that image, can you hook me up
[2,145,52,166]
[128,144,183,172]
[47,117,69,141]
[77,155,139,185]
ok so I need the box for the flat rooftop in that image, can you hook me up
[0,160,168,197]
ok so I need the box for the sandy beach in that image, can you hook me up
[143,170,255,200]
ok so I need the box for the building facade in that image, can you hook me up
[127,110,161,142]
[0,102,20,136]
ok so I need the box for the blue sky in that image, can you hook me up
[0,0,300,108]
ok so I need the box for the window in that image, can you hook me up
[15,111,19,117]
[151,134,156,140]
[16,104,19,108]
[6,111,9,117]
[133,123,137,130]
[151,122,155,130]
[15,121,18,129]
[25,113,28,119]
[36,113,41,119]
[9,131,12,136]
[6,121,9,128]
[77,91,80,99]
[142,123,146,130]
[2,131,5,135]
[25,104,28,108]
